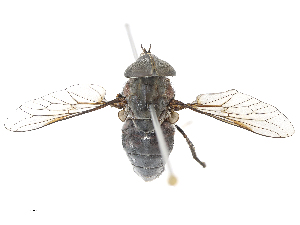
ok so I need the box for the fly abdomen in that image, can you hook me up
[122,119,175,181]
[128,153,165,182]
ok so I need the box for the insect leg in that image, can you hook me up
[175,125,206,168]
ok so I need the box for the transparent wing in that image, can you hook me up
[190,89,294,138]
[5,84,106,132]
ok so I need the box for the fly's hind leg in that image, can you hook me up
[175,125,206,168]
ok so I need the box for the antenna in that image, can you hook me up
[125,24,138,60]
[149,105,177,186]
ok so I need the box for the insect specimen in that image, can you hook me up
[4,44,295,183]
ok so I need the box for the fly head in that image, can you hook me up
[124,45,176,78]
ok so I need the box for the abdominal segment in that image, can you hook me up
[122,119,175,181]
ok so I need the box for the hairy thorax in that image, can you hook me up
[122,76,175,132]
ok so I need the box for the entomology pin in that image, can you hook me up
[4,24,295,185]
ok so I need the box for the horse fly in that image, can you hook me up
[4,26,295,185]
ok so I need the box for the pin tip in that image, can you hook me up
[168,175,177,186]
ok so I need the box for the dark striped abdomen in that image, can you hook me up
[122,119,175,181]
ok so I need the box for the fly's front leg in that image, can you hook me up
[175,125,206,168]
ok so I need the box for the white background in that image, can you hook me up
[0,0,299,224]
